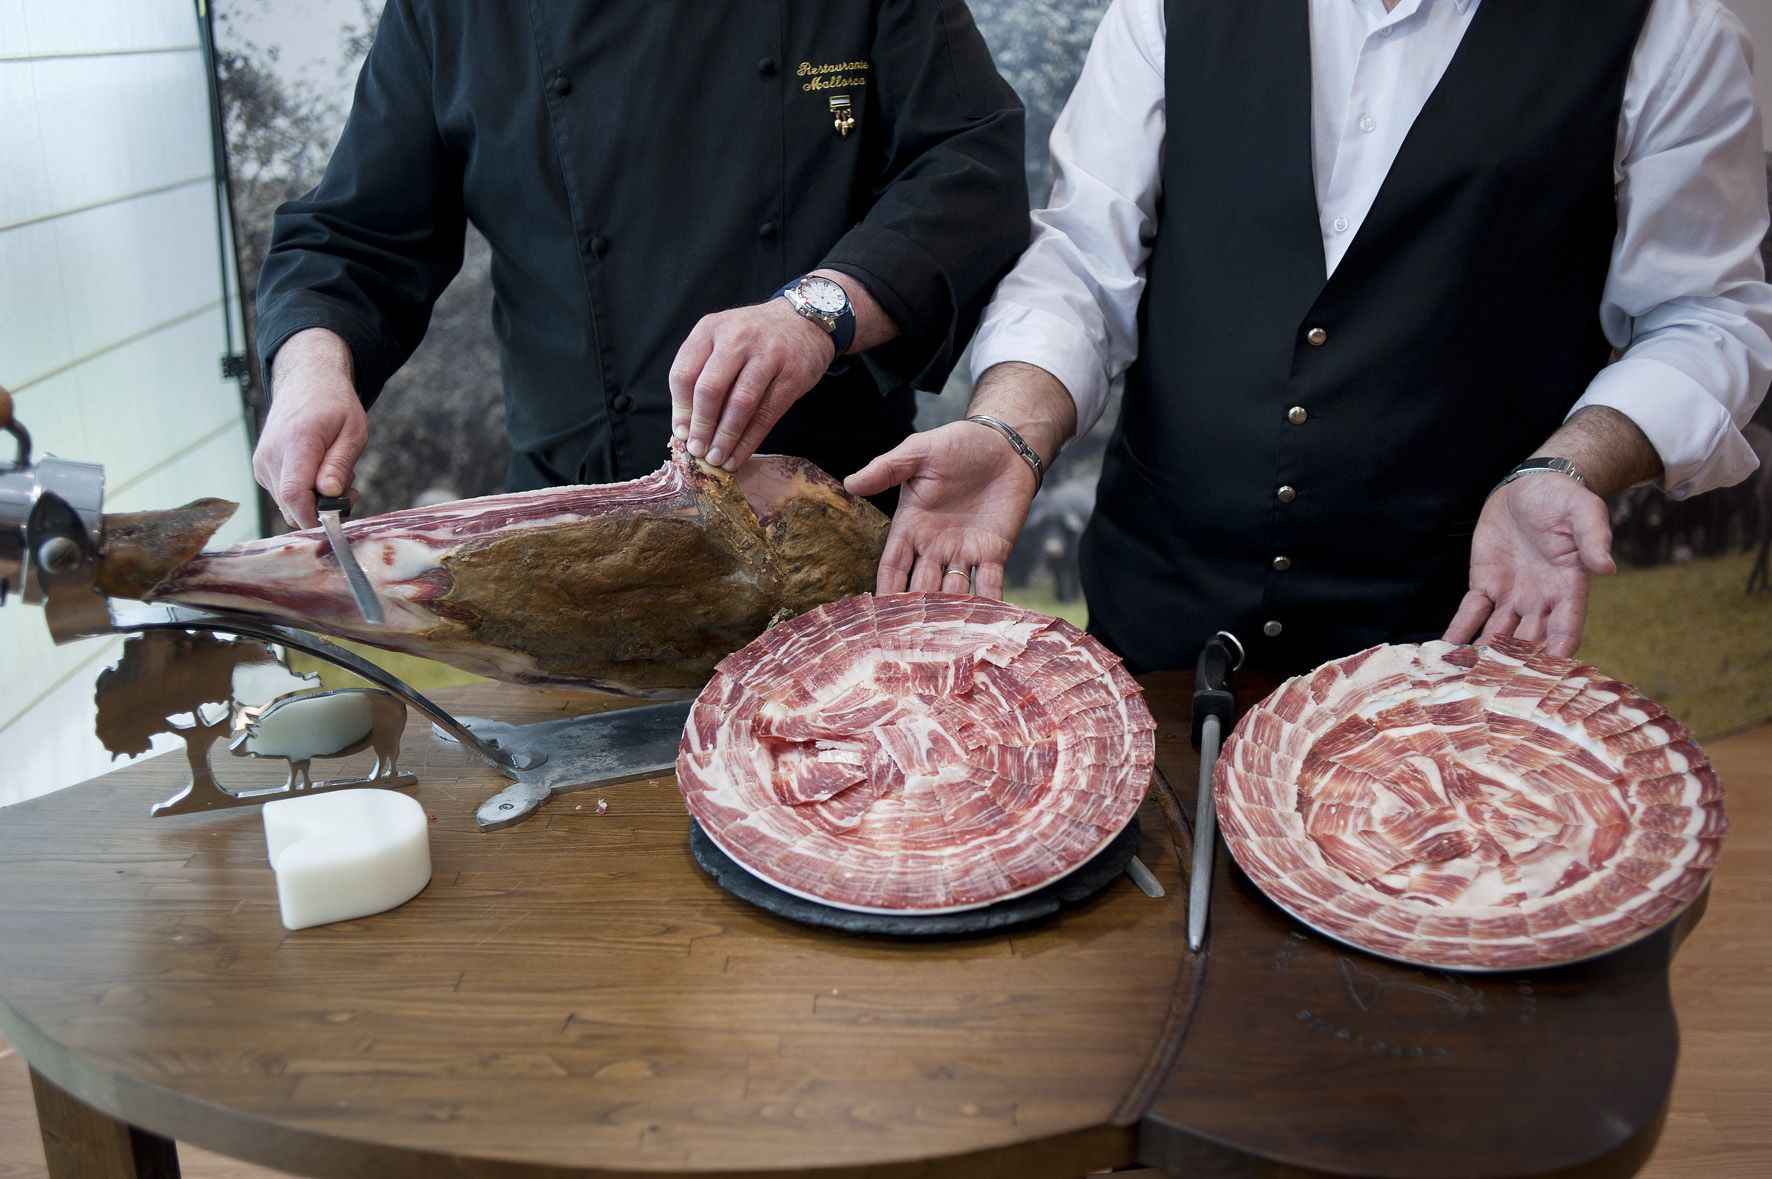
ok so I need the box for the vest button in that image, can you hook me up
[758,57,777,76]
[549,72,572,97]
[612,393,633,413]
[1276,485,1297,504]
[1272,555,1292,572]
[589,235,609,260]
[758,221,777,240]
[1305,327,1328,347]
[1263,620,1284,638]
[1287,405,1308,425]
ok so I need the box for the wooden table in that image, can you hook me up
[0,675,1743,1178]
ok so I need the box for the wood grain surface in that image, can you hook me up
[0,683,1196,1178]
[1,678,1765,1178]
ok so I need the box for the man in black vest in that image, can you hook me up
[250,1,1026,529]
[850,0,1771,671]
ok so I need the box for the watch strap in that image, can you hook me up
[774,277,856,361]
[1491,456,1588,497]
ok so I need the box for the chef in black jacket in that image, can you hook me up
[849,0,1771,668]
[251,0,1027,528]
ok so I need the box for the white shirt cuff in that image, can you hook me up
[1570,356,1760,499]
[969,302,1111,440]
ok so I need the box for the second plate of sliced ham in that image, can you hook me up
[676,593,1155,914]
[1215,638,1727,971]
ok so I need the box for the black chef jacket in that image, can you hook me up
[256,0,1027,490]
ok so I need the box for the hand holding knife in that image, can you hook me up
[1187,630,1242,952]
[315,491,383,624]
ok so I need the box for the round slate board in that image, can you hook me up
[689,816,1143,936]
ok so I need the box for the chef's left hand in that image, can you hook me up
[668,299,835,472]
[1443,474,1616,657]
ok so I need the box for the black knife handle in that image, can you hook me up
[315,493,351,519]
[1191,632,1240,749]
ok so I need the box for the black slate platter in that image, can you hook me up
[689,816,1143,936]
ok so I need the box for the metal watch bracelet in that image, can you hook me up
[1490,456,1588,498]
[965,415,1045,492]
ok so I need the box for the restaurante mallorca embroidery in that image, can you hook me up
[799,59,869,92]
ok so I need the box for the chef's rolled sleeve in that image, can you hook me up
[823,0,1027,392]
[255,0,467,406]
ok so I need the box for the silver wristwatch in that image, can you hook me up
[1491,456,1588,497]
[776,275,855,355]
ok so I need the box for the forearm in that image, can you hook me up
[966,361,1079,472]
[811,268,899,356]
[268,328,356,401]
[1529,405,1663,498]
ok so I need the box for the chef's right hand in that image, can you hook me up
[252,328,369,531]
[845,421,1039,599]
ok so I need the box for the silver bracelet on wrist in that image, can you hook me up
[966,415,1045,492]
[1490,456,1588,498]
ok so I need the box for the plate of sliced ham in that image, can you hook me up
[675,593,1155,914]
[1215,637,1727,971]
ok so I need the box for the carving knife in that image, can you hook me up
[315,493,383,624]
[1187,630,1242,952]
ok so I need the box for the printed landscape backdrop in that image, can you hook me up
[215,1,1772,738]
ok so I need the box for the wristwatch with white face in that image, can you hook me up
[776,274,856,357]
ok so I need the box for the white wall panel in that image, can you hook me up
[72,306,242,491]
[0,0,30,57]
[31,50,211,217]
[1,1,255,805]
[0,634,138,808]
[51,183,222,373]
[0,61,52,226]
[15,1,195,57]
[0,220,72,384]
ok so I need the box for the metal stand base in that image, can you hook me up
[445,703,692,830]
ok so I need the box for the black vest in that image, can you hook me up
[1079,0,1653,675]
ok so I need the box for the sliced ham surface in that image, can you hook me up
[1216,638,1727,970]
[676,593,1154,913]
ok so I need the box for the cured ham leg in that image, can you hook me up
[109,448,888,696]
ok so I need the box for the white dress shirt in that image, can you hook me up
[971,0,1772,498]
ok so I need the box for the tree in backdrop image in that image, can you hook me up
[217,0,506,517]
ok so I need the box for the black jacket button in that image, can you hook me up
[550,72,572,97]
[758,57,776,76]
[758,221,777,240]
[589,235,608,260]
[612,393,634,413]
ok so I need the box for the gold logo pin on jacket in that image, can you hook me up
[829,94,854,136]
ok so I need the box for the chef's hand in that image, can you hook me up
[668,298,836,473]
[845,421,1040,599]
[252,328,368,530]
[1443,474,1616,657]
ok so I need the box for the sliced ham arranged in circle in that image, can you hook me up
[676,593,1155,913]
[1216,637,1728,971]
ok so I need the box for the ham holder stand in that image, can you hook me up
[0,390,686,830]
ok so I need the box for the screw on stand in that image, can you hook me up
[37,536,82,574]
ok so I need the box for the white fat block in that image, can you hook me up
[263,789,432,930]
[237,691,377,762]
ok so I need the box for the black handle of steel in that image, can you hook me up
[315,493,351,519]
[1191,633,1238,749]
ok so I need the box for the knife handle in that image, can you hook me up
[315,493,351,520]
[1191,632,1240,749]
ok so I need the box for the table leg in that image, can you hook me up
[28,1067,179,1178]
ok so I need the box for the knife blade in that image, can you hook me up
[316,492,383,624]
[1187,630,1241,952]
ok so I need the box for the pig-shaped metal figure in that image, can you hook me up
[229,688,408,790]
